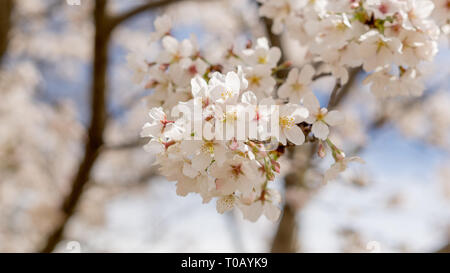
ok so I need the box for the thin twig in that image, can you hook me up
[109,0,182,31]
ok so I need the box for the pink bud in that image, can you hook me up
[271,160,281,173]
[318,142,326,158]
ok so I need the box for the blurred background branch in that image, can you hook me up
[38,0,180,253]
[0,0,14,64]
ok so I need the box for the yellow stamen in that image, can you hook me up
[280,116,295,129]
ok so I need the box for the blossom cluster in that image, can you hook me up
[129,13,364,222]
[259,0,443,98]
[131,0,446,221]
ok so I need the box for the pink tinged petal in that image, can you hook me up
[180,40,193,57]
[285,126,305,145]
[162,36,179,54]
[286,68,299,84]
[215,179,236,195]
[148,107,165,121]
[225,72,241,94]
[213,144,228,166]
[241,202,264,222]
[268,47,282,66]
[347,156,365,164]
[299,64,315,84]
[143,140,164,154]
[216,196,235,214]
[192,152,212,172]
[264,203,281,222]
[302,91,320,111]
[241,91,258,105]
[141,123,162,137]
[324,163,341,182]
[292,106,309,123]
[277,84,290,99]
[278,131,287,146]
[289,91,302,104]
[312,121,329,140]
[183,163,198,179]
[191,75,207,98]
[180,140,202,155]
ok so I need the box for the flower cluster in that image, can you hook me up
[128,13,368,222]
[259,0,442,98]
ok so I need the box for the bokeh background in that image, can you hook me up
[0,0,449,253]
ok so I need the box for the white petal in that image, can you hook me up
[324,110,345,126]
[277,84,291,99]
[292,106,309,123]
[241,91,258,105]
[312,121,329,140]
[324,163,341,183]
[284,126,305,145]
[213,144,228,166]
[143,140,164,154]
[299,64,315,84]
[347,156,365,164]
[256,37,269,49]
[148,107,165,121]
[302,91,320,111]
[286,68,299,84]
[180,140,202,155]
[240,202,264,222]
[225,71,241,94]
[192,152,212,172]
[191,75,207,98]
[162,36,178,54]
[264,203,281,222]
[180,39,193,57]
[216,196,235,214]
[141,123,162,137]
[278,131,287,146]
[268,47,281,66]
[183,163,199,178]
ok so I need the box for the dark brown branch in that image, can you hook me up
[39,0,111,253]
[105,138,148,151]
[109,0,181,31]
[312,72,332,81]
[328,68,360,109]
[271,67,361,253]
[436,243,450,253]
[39,0,180,253]
[0,0,14,64]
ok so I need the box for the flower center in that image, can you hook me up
[231,164,243,178]
[376,39,387,53]
[249,75,261,86]
[280,116,295,129]
[224,111,238,123]
[220,90,234,100]
[258,56,267,64]
[316,108,328,121]
[292,82,303,92]
[202,141,215,154]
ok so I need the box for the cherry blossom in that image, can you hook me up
[278,65,315,103]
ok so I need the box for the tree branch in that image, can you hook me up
[38,0,181,253]
[271,67,361,253]
[104,138,148,151]
[109,0,182,31]
[0,0,14,64]
[39,0,111,253]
